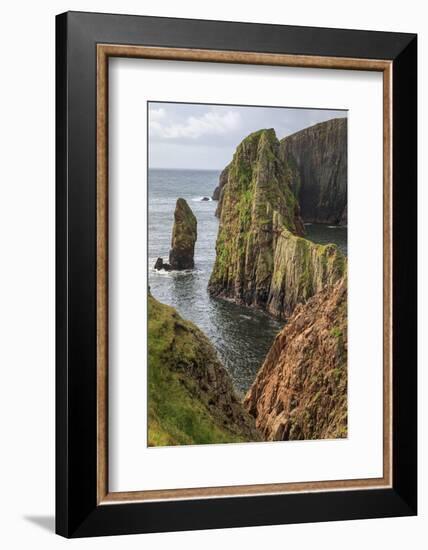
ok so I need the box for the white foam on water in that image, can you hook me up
[191,196,212,202]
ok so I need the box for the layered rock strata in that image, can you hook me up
[244,275,347,440]
[279,118,347,225]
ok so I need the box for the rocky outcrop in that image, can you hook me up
[212,165,229,200]
[266,232,345,318]
[212,165,230,217]
[208,128,345,320]
[148,294,261,446]
[244,275,347,440]
[279,118,347,225]
[169,198,197,270]
[154,257,171,271]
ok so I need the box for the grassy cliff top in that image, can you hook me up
[148,294,260,446]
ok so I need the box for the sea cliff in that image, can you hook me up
[244,275,348,440]
[212,164,229,204]
[148,294,261,446]
[208,128,345,319]
[279,118,347,225]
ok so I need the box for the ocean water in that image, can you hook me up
[304,222,347,255]
[148,169,347,395]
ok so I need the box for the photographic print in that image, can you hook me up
[148,101,348,447]
[57,14,417,536]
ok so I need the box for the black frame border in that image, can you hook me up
[56,11,417,538]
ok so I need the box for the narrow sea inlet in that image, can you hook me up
[148,168,347,394]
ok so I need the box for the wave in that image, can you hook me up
[149,264,204,276]
[191,196,212,202]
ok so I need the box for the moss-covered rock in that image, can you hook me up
[148,294,261,446]
[244,275,348,440]
[208,128,345,319]
[169,198,197,270]
[280,118,347,225]
[267,230,345,318]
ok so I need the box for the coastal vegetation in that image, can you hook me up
[148,117,348,444]
[148,293,260,446]
[208,127,345,319]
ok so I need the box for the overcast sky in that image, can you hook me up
[148,102,347,170]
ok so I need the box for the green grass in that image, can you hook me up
[147,295,245,446]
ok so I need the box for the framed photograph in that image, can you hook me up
[56,11,417,537]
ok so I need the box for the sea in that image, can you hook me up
[148,169,347,395]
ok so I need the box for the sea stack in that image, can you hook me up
[169,198,197,270]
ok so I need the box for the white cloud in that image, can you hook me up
[149,110,241,140]
[149,107,166,122]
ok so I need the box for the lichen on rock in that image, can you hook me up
[169,198,197,270]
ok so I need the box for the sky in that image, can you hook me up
[148,102,347,170]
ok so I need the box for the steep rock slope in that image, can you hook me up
[208,128,345,319]
[212,164,229,204]
[280,118,347,225]
[244,276,347,440]
[267,232,345,318]
[148,294,261,446]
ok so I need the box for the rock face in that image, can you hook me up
[169,198,197,270]
[266,232,345,319]
[208,128,345,319]
[244,275,347,440]
[279,118,347,225]
[148,294,261,446]
[212,165,230,217]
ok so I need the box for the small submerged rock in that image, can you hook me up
[201,196,210,202]
[154,257,171,271]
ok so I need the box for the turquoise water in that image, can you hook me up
[148,169,347,393]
